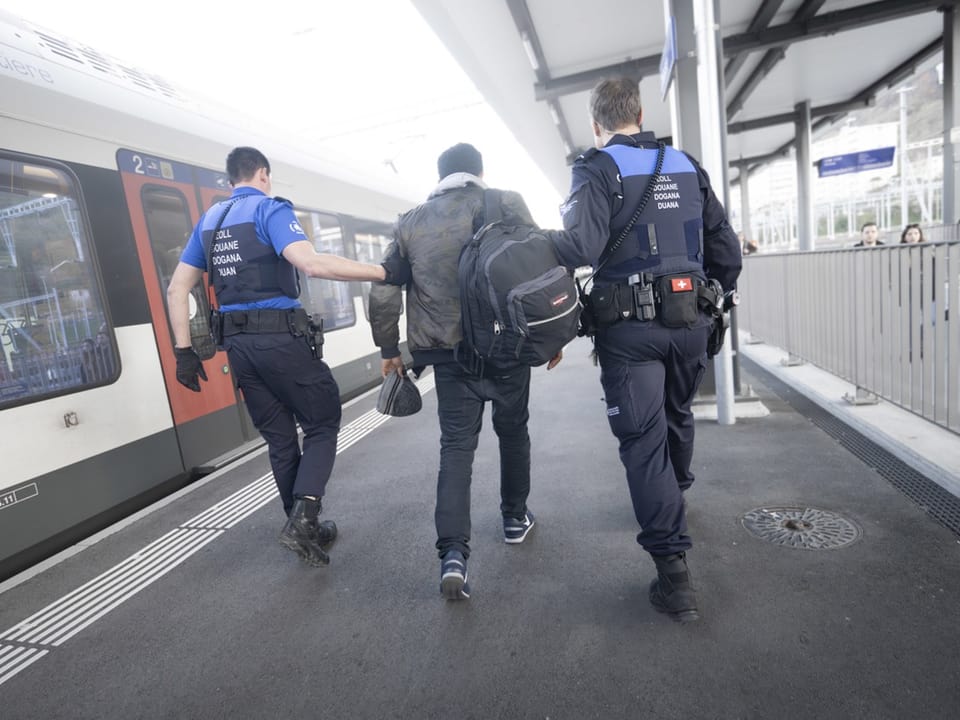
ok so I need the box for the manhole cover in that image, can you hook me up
[741,507,861,550]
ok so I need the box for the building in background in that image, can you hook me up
[731,63,945,250]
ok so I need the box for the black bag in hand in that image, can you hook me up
[376,371,422,417]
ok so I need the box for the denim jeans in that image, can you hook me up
[433,362,531,559]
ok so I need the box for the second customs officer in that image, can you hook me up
[545,79,741,622]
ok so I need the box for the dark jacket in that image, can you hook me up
[545,132,742,294]
[369,173,534,367]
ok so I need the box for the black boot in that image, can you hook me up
[279,497,330,567]
[282,501,337,550]
[649,552,699,623]
[315,519,337,550]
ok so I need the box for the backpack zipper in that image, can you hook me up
[526,300,579,327]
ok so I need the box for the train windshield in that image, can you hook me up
[0,156,118,407]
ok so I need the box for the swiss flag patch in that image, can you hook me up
[671,277,694,293]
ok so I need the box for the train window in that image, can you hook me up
[353,223,396,321]
[295,210,356,331]
[141,186,216,359]
[0,155,118,407]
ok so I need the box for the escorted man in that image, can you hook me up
[544,79,741,622]
[854,222,884,247]
[369,143,546,601]
[166,146,388,567]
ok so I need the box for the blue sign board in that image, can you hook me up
[116,148,193,184]
[660,16,677,100]
[817,147,896,178]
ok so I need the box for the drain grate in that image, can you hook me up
[741,356,960,539]
[741,506,861,550]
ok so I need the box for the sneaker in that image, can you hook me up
[503,510,536,544]
[439,550,471,600]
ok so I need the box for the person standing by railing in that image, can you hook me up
[854,222,884,247]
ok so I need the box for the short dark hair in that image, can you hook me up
[437,143,483,180]
[226,146,270,185]
[589,78,641,132]
[860,222,878,232]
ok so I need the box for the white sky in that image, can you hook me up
[2,0,564,225]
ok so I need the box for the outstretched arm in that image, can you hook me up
[282,240,387,281]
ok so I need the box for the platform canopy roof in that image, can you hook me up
[412,0,954,195]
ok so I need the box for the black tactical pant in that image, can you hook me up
[596,315,711,556]
[433,361,532,559]
[225,332,341,515]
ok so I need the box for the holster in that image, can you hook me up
[210,310,225,347]
[307,317,325,359]
[287,311,324,359]
[707,313,729,359]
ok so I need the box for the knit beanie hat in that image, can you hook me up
[437,143,483,180]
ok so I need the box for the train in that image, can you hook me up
[0,10,417,581]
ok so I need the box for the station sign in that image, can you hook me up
[817,147,896,177]
[660,16,677,100]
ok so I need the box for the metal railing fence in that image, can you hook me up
[738,236,960,435]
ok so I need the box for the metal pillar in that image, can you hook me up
[714,0,740,395]
[666,0,736,425]
[795,100,814,251]
[667,0,703,160]
[944,6,960,225]
[738,161,752,244]
[899,87,911,226]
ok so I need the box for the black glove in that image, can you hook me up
[174,346,207,392]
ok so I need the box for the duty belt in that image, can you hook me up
[585,274,723,328]
[211,307,325,358]
[218,308,310,335]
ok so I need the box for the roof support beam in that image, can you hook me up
[533,56,661,102]
[814,36,943,127]
[505,0,579,158]
[731,37,942,179]
[726,38,942,135]
[723,0,955,56]
[534,0,953,102]
[724,0,786,84]
[726,0,826,118]
[727,99,872,134]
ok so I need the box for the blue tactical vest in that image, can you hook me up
[595,142,706,286]
[202,195,300,306]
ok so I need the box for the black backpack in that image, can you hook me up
[457,189,580,371]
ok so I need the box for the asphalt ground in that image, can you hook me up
[1,335,958,720]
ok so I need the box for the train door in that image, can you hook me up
[193,167,259,443]
[116,149,245,470]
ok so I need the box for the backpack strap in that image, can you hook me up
[482,188,503,227]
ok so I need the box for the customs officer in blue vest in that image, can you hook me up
[545,79,741,622]
[166,147,389,567]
